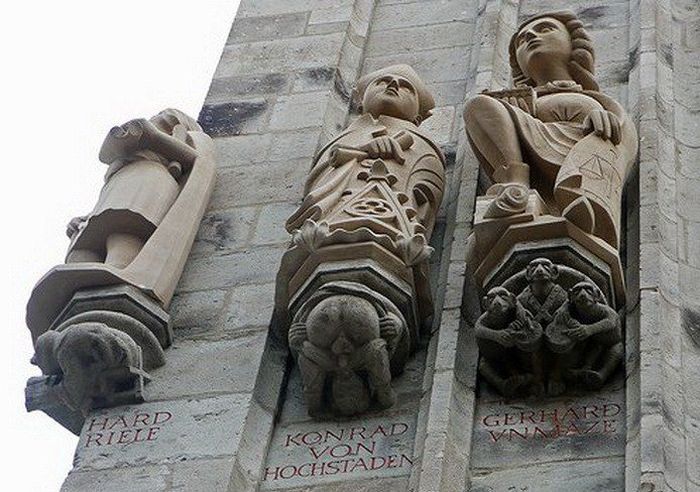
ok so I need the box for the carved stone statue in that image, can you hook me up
[546,281,623,394]
[274,64,445,417]
[25,109,216,432]
[475,287,543,397]
[464,10,637,247]
[289,282,408,416]
[473,259,622,398]
[31,323,145,416]
[464,10,639,307]
[517,258,567,326]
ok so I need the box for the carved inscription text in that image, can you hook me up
[263,421,413,484]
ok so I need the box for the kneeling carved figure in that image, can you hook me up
[289,282,409,416]
[546,281,622,394]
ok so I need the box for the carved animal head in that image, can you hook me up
[569,281,605,312]
[355,64,434,124]
[482,287,517,318]
[509,10,598,91]
[525,258,559,284]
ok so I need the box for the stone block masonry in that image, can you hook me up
[56,0,700,491]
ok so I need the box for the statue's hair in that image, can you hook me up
[509,10,599,91]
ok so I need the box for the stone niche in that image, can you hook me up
[24,109,216,433]
[461,9,637,490]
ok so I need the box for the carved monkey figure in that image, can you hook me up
[546,281,622,393]
[517,258,568,326]
[475,287,544,397]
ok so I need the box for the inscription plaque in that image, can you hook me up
[261,416,416,489]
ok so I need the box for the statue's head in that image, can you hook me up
[525,258,559,284]
[569,281,605,311]
[355,64,435,125]
[509,10,598,91]
[482,287,517,318]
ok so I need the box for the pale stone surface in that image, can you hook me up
[471,456,625,492]
[261,414,417,490]
[74,394,250,470]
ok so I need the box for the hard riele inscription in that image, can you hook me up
[261,418,415,489]
[83,410,173,448]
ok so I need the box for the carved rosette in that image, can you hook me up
[25,109,216,433]
[274,65,445,418]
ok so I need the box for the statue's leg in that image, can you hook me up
[105,233,144,269]
[480,358,515,396]
[463,95,529,187]
[548,353,567,396]
[596,342,623,383]
[363,341,396,409]
[297,353,326,417]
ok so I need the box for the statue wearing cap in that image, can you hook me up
[286,63,445,246]
[273,65,445,418]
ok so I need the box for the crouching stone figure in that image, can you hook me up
[475,287,544,397]
[31,323,146,416]
[289,282,409,416]
[546,281,622,393]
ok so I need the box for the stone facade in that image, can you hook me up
[24,0,699,491]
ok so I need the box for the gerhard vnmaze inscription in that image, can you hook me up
[261,417,416,489]
[472,388,626,470]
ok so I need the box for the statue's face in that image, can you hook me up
[527,258,556,283]
[571,283,598,311]
[484,287,515,316]
[515,17,572,81]
[362,74,420,122]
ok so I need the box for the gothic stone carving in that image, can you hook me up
[25,109,216,430]
[475,258,621,397]
[31,323,146,416]
[275,65,445,417]
[464,10,638,304]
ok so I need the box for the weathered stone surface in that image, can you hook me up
[145,335,266,400]
[192,207,258,256]
[472,383,626,469]
[471,456,625,492]
[224,283,277,332]
[229,12,309,44]
[261,414,417,490]
[74,394,250,470]
[62,465,169,492]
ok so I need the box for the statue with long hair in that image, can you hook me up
[464,10,637,248]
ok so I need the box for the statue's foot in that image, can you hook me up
[375,385,397,410]
[547,379,566,396]
[530,382,546,398]
[484,184,529,218]
[572,369,605,390]
[562,196,595,233]
[502,373,534,397]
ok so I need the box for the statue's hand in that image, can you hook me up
[564,324,589,341]
[583,109,621,145]
[66,216,88,239]
[362,136,405,162]
[496,330,515,348]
